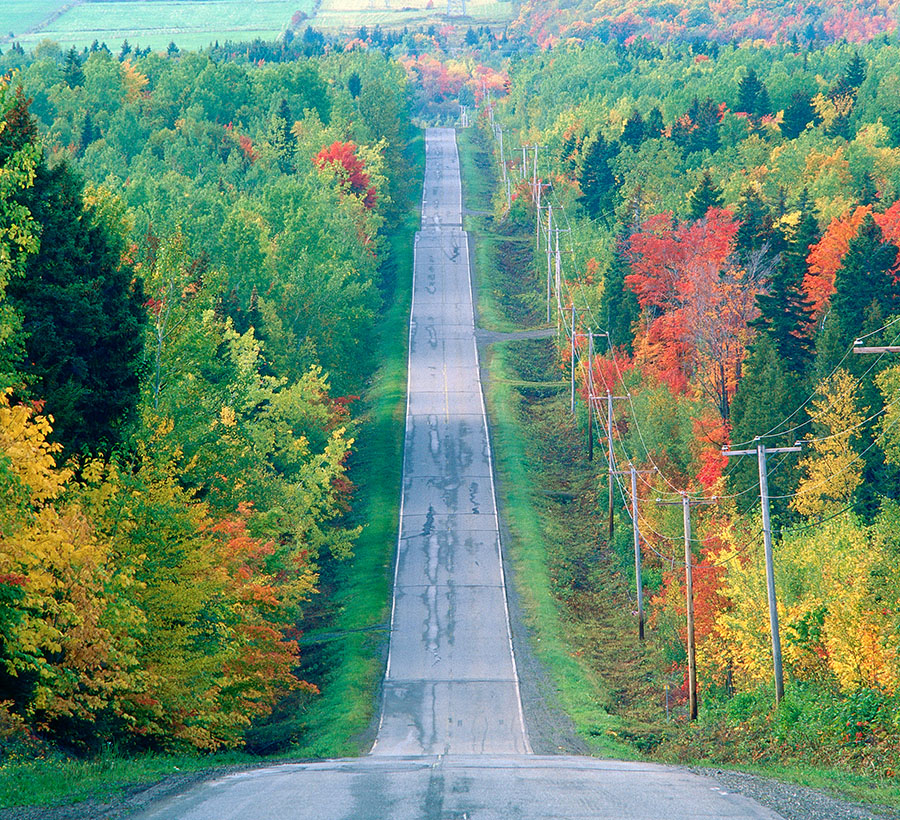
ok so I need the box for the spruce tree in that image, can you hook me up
[752,197,818,368]
[783,91,815,139]
[644,107,664,139]
[687,170,723,219]
[598,237,640,353]
[844,51,867,89]
[620,110,644,149]
[735,186,779,261]
[578,130,617,219]
[63,47,84,87]
[831,214,899,349]
[7,162,147,453]
[737,68,772,118]
[728,335,807,519]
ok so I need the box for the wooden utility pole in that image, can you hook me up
[546,205,553,322]
[570,304,577,415]
[723,438,801,704]
[656,493,716,720]
[612,464,655,639]
[555,228,563,325]
[587,330,594,461]
[603,391,627,539]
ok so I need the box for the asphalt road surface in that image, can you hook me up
[134,129,785,820]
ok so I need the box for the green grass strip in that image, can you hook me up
[484,343,632,759]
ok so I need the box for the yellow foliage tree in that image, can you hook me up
[791,369,864,518]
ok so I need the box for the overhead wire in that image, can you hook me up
[498,124,897,560]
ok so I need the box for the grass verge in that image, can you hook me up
[281,130,425,758]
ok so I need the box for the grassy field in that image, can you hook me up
[9,0,513,52]
[311,0,514,30]
[13,0,313,51]
[1,0,70,40]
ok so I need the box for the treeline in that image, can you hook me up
[0,45,411,754]
[491,35,900,772]
[509,0,899,50]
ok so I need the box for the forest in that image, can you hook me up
[474,32,900,774]
[0,42,413,754]
[2,0,900,802]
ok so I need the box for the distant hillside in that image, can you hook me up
[510,0,898,47]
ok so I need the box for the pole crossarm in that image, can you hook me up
[853,345,900,354]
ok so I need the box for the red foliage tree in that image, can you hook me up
[313,141,377,209]
[626,209,758,420]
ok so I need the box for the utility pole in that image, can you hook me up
[603,391,627,539]
[656,493,716,720]
[555,228,563,326]
[546,205,553,323]
[587,330,594,461]
[570,303,577,415]
[723,437,802,704]
[613,464,655,639]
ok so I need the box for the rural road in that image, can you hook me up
[133,128,785,819]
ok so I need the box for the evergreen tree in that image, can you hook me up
[578,130,617,219]
[752,197,818,368]
[644,106,664,138]
[119,39,131,61]
[782,90,815,139]
[598,237,640,353]
[687,170,723,219]
[728,335,806,519]
[735,186,779,261]
[7,162,147,453]
[63,47,84,87]
[831,214,899,350]
[620,110,644,149]
[844,51,867,89]
[736,68,772,118]
[347,72,362,99]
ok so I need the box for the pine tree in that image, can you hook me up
[578,130,617,219]
[620,110,644,149]
[687,170,723,219]
[831,214,899,350]
[737,68,772,118]
[63,47,84,87]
